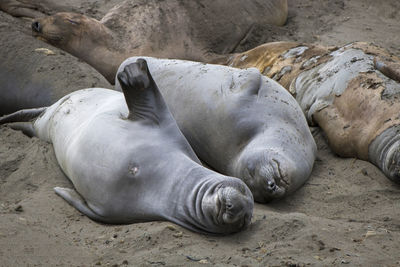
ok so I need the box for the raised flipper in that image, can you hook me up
[54,187,111,223]
[117,59,169,124]
[0,107,46,137]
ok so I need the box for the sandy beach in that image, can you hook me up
[1,0,400,266]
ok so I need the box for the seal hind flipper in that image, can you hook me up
[117,59,168,124]
[54,187,111,223]
[0,107,46,137]
[0,107,46,124]
[7,122,36,137]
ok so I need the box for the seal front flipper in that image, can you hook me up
[117,59,169,124]
[0,107,46,137]
[54,187,111,223]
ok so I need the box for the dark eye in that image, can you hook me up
[67,19,80,25]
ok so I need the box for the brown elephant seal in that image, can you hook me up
[220,41,400,183]
[0,11,110,115]
[117,57,317,203]
[0,59,254,234]
[30,0,288,83]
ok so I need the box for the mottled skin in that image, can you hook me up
[117,57,317,203]
[220,41,400,183]
[0,60,254,234]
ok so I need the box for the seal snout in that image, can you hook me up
[32,21,42,33]
[217,184,253,230]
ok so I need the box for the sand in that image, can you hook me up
[1,0,400,266]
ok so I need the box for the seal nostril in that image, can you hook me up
[267,180,276,191]
[32,21,41,32]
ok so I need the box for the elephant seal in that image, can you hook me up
[220,41,400,183]
[0,11,110,116]
[117,57,317,203]
[0,60,254,234]
[30,0,288,83]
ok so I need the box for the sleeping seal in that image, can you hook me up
[117,57,317,203]
[0,59,254,234]
[29,0,288,83]
[221,41,400,183]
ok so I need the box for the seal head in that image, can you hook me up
[31,13,109,52]
[233,146,312,202]
[31,12,119,82]
[200,178,253,233]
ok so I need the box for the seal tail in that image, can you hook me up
[116,59,169,124]
[0,107,46,137]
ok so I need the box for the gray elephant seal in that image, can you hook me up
[221,41,400,183]
[30,0,288,83]
[117,57,317,203]
[0,59,254,234]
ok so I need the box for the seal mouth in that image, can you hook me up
[214,185,252,230]
[33,33,63,44]
[199,178,253,234]
[250,159,287,203]
[33,35,48,43]
[31,22,63,44]
[265,159,287,196]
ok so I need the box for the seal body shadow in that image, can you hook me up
[0,60,254,234]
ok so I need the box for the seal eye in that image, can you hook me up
[67,19,80,25]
